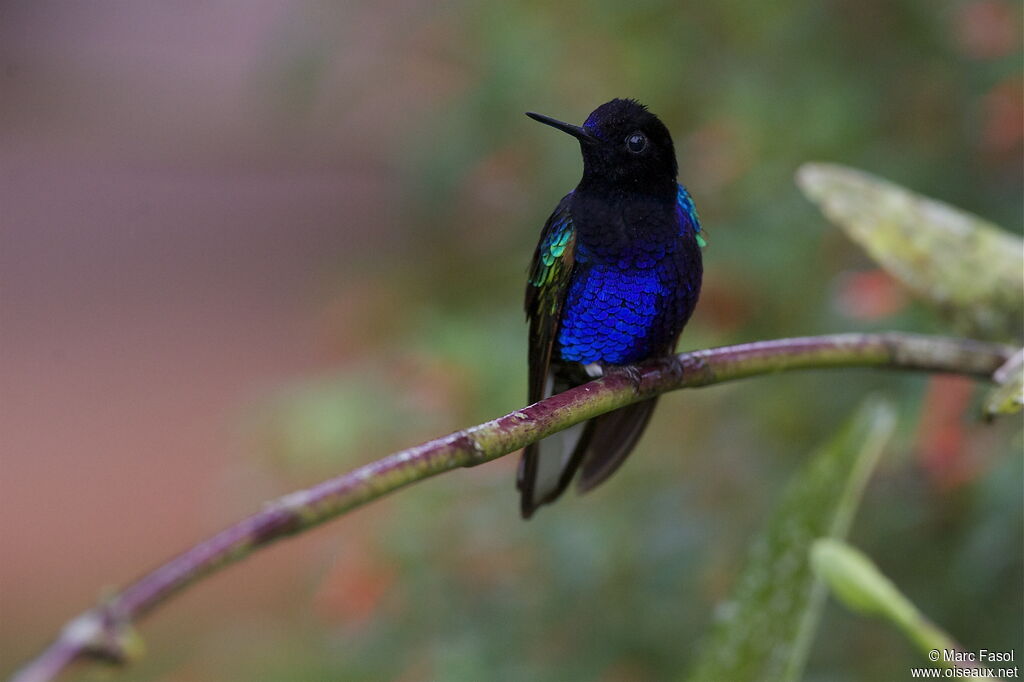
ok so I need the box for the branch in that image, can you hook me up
[12,332,1013,682]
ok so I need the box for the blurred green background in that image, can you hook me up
[1,1,1020,679]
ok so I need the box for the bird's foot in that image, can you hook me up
[606,364,643,391]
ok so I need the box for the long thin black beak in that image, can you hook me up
[526,112,600,145]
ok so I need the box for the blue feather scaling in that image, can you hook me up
[556,184,702,365]
[557,262,666,364]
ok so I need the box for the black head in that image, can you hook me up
[527,99,678,193]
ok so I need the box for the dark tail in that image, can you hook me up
[518,398,658,517]
[576,397,658,492]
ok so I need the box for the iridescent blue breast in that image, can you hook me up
[557,260,668,364]
[555,185,702,366]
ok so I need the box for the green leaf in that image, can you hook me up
[688,399,896,682]
[985,348,1024,419]
[796,163,1024,342]
[810,539,960,665]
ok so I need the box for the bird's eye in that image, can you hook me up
[626,132,647,153]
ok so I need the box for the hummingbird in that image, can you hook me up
[518,98,704,518]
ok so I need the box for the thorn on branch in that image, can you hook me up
[455,433,489,467]
[63,609,142,666]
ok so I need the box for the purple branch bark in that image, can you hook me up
[12,332,1014,682]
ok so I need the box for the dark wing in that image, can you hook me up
[518,195,584,518]
[523,195,575,404]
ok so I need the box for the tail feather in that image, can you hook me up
[518,395,658,517]
[576,398,658,492]
[518,371,593,518]
[517,423,591,518]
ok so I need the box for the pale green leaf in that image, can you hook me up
[811,539,960,664]
[688,399,896,682]
[797,163,1024,342]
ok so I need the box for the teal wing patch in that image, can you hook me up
[677,184,706,248]
[529,206,575,289]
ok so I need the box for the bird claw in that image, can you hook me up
[603,364,644,391]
